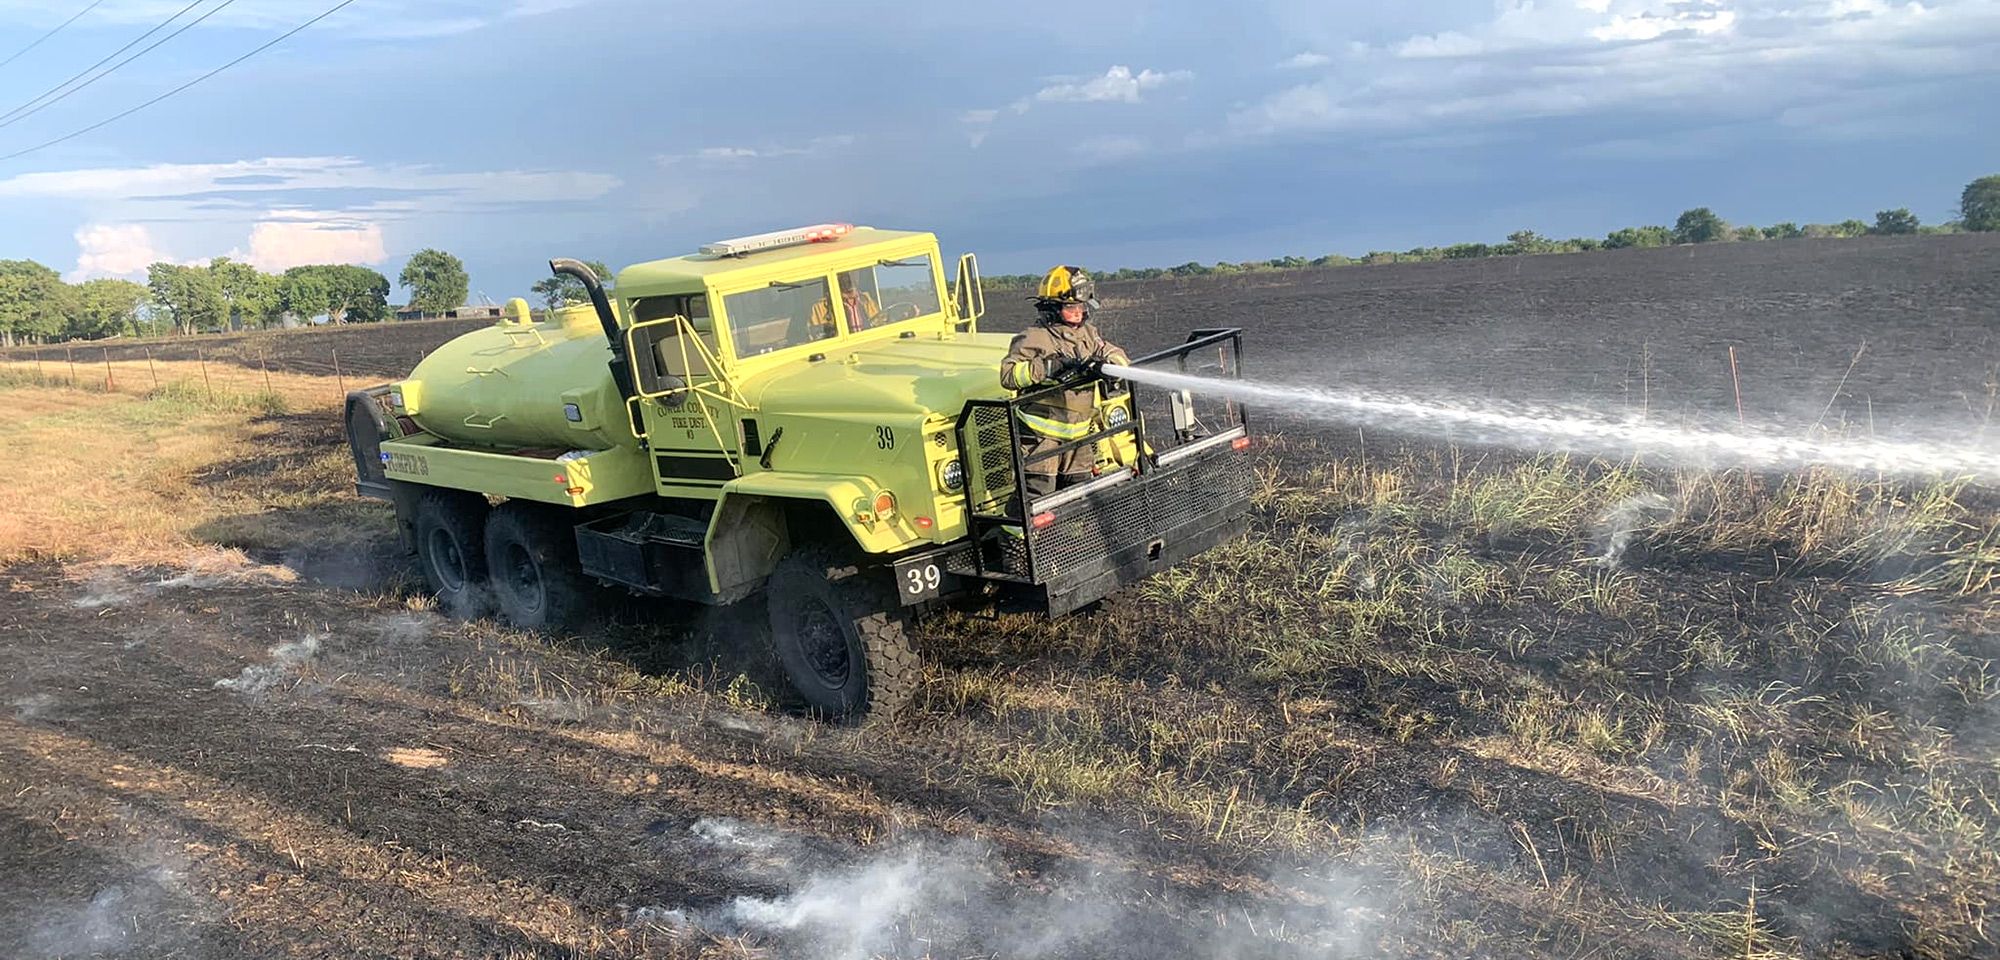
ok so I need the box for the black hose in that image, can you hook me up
[548,258,637,404]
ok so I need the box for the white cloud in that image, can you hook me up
[0,156,615,281]
[1277,51,1332,69]
[1229,0,2000,138]
[242,213,387,272]
[1070,136,1151,163]
[68,224,174,282]
[1032,65,1193,104]
[657,135,854,164]
[0,156,619,213]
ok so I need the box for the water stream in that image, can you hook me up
[1100,363,2000,481]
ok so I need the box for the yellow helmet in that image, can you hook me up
[1035,265,1099,309]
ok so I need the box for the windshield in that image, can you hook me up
[871,255,941,323]
[722,278,835,357]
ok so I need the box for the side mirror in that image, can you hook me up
[951,252,985,329]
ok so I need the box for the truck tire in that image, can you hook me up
[413,490,491,618]
[484,502,591,631]
[766,545,919,721]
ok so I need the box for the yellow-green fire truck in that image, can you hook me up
[345,224,1254,718]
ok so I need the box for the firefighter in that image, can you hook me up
[811,271,881,333]
[999,266,1130,497]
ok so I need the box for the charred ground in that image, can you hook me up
[3,235,1999,959]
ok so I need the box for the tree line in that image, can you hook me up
[988,174,2000,286]
[0,247,608,346]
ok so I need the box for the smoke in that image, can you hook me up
[68,549,296,609]
[1103,364,2000,480]
[214,634,323,696]
[1594,492,1678,567]
[11,692,56,720]
[662,817,1385,958]
[20,863,190,960]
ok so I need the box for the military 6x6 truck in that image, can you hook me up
[345,224,1255,718]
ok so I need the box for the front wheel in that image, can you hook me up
[483,502,592,631]
[766,546,919,721]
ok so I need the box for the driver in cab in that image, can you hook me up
[811,270,881,334]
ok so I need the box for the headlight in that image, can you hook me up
[1105,404,1130,428]
[939,458,965,492]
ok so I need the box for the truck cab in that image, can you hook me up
[345,223,1254,720]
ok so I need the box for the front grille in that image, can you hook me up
[1026,446,1255,581]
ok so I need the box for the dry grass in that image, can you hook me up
[0,379,385,564]
[10,370,2000,957]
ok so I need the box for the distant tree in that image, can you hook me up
[1604,225,1673,249]
[68,278,149,340]
[1309,254,1354,267]
[1958,175,2000,231]
[1569,237,1601,251]
[1733,225,1763,242]
[530,259,613,309]
[147,262,226,336]
[1506,230,1551,255]
[1870,208,1921,235]
[1442,242,1492,259]
[1673,207,1729,244]
[1833,219,1871,238]
[208,257,279,329]
[1363,251,1399,264]
[1167,261,1210,277]
[399,248,470,315]
[278,264,390,324]
[0,260,73,346]
[1762,222,1804,240]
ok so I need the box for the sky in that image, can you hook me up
[0,0,1994,302]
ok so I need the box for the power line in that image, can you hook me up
[1,0,232,131]
[0,0,359,163]
[0,1,107,72]
[0,0,204,126]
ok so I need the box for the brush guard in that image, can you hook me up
[949,328,1256,616]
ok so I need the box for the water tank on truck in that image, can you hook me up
[398,299,632,452]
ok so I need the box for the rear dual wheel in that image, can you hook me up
[413,490,491,618]
[484,503,593,631]
[411,493,590,630]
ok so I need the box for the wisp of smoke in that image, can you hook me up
[214,634,323,696]
[1103,364,2000,480]
[1594,492,1678,567]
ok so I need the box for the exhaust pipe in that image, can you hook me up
[548,258,637,403]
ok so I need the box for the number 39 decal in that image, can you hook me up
[904,563,941,596]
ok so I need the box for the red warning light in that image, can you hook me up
[1031,511,1056,529]
[1231,436,1251,451]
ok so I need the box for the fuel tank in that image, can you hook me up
[399,299,632,452]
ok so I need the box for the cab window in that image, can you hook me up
[722,278,835,357]
[628,293,717,388]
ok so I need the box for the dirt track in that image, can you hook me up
[5,236,2000,959]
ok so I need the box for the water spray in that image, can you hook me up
[1100,364,2000,481]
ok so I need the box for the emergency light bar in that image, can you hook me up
[700,223,852,257]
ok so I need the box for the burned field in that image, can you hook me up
[4,235,2000,959]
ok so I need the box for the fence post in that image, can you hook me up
[197,346,213,403]
[103,348,115,391]
[332,347,345,400]
[66,346,78,388]
[145,348,158,390]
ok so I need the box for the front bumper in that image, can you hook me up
[897,426,1255,616]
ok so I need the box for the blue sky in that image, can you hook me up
[0,0,1994,301]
